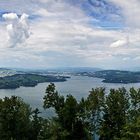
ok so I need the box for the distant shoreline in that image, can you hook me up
[76,70,140,84]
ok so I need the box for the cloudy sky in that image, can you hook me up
[0,0,140,69]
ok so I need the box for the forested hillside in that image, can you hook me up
[0,74,68,89]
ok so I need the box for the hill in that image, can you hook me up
[93,70,140,83]
[0,74,68,89]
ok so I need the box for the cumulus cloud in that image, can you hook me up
[2,13,30,47]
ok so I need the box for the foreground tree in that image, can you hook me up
[30,108,42,140]
[99,88,130,140]
[0,96,44,140]
[119,88,140,140]
[87,88,105,139]
[43,83,92,140]
[0,96,32,140]
[0,83,139,140]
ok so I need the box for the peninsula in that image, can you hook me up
[0,74,68,89]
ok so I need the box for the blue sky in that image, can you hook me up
[0,0,140,70]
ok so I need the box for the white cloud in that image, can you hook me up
[3,13,30,47]
[110,39,127,48]
[110,0,140,28]
[2,13,18,21]
[0,0,140,69]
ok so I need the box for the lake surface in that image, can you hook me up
[0,75,140,117]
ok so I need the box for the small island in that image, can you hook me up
[0,74,69,89]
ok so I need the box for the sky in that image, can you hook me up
[0,0,140,70]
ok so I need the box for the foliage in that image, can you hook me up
[0,83,139,140]
[87,87,105,139]
[0,96,32,140]
[43,83,92,140]
[98,88,130,140]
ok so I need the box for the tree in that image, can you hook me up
[119,116,140,140]
[0,84,139,140]
[29,108,42,140]
[43,83,65,115]
[43,83,91,140]
[87,88,105,140]
[129,88,140,122]
[119,88,140,140]
[99,88,130,140]
[0,96,32,140]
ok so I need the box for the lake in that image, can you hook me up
[0,75,140,117]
